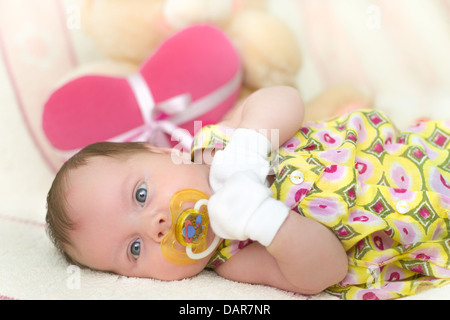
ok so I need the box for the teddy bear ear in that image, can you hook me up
[163,0,233,29]
[43,25,242,152]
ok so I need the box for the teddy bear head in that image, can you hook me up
[80,0,269,66]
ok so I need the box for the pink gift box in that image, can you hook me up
[43,25,242,155]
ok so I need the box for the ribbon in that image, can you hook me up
[111,69,242,151]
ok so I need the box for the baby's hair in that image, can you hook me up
[45,141,152,267]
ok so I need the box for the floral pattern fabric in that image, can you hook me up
[191,109,450,300]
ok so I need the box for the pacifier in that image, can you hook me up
[161,189,221,265]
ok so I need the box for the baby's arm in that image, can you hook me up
[209,86,304,191]
[208,87,347,293]
[216,214,348,294]
[208,173,348,295]
[220,85,304,150]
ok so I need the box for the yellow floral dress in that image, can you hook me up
[191,109,450,300]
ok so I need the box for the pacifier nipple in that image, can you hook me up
[160,189,220,265]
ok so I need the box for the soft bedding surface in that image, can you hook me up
[1,0,449,300]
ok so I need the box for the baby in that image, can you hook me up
[46,86,450,300]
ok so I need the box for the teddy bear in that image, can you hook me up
[78,0,302,98]
[77,0,372,119]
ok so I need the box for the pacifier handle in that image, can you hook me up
[185,199,220,260]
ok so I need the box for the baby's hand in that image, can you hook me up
[209,128,271,192]
[208,171,289,246]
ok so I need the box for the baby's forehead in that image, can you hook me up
[65,156,125,213]
[65,156,120,196]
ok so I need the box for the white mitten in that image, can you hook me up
[208,171,290,247]
[209,128,272,192]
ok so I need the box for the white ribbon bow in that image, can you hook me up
[110,70,242,151]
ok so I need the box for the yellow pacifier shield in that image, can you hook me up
[160,189,210,265]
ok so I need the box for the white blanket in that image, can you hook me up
[1,0,449,300]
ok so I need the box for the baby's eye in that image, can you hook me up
[130,239,141,259]
[135,183,147,205]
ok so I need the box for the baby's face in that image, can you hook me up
[65,150,213,280]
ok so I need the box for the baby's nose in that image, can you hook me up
[148,212,172,243]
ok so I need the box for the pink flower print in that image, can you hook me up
[411,265,424,274]
[353,216,369,222]
[411,136,439,160]
[304,144,316,151]
[371,231,395,251]
[357,240,365,251]
[418,207,431,219]
[322,165,347,182]
[381,266,403,281]
[393,220,420,245]
[283,182,313,208]
[390,162,411,189]
[318,148,350,164]
[295,188,310,202]
[413,148,425,160]
[441,174,450,189]
[440,195,450,209]
[347,132,357,142]
[362,292,380,300]
[415,253,431,260]
[389,187,414,203]
[406,122,426,133]
[413,248,440,263]
[429,167,450,197]
[384,228,393,236]
[373,236,384,250]
[384,143,403,154]
[372,142,384,154]
[369,114,383,125]
[348,187,356,200]
[317,130,342,147]
[281,137,300,152]
[300,127,310,135]
[388,272,400,281]
[355,161,367,174]
[433,133,448,147]
[355,156,373,183]
[349,114,367,143]
[210,260,223,268]
[349,210,384,227]
[324,133,336,144]
[434,265,450,277]
[307,198,344,223]
[337,227,350,237]
[373,201,384,214]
